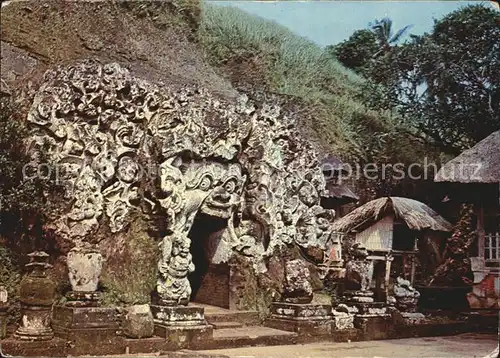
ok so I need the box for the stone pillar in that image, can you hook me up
[14,251,55,341]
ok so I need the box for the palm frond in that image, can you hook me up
[390,24,414,44]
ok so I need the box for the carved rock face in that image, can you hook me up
[26,60,336,304]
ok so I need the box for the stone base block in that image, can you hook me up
[151,305,207,326]
[51,305,119,342]
[270,302,332,321]
[151,305,213,349]
[154,324,213,349]
[354,313,392,340]
[342,301,387,315]
[266,302,333,337]
[265,317,332,338]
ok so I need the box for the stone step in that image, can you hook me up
[210,321,243,329]
[193,325,298,350]
[205,311,261,326]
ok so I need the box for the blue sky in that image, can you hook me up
[207,1,495,47]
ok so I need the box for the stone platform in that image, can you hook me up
[0,303,490,356]
[151,305,213,349]
[50,304,122,355]
[265,302,333,338]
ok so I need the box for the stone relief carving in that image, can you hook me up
[26,60,334,304]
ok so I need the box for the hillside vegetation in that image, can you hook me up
[198,4,438,167]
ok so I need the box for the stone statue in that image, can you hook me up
[344,244,375,303]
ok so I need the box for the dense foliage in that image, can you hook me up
[325,30,379,76]
[330,5,500,153]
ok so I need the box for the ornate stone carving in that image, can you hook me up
[282,259,313,304]
[67,245,103,292]
[392,277,420,312]
[344,244,375,303]
[26,60,334,304]
[15,252,55,341]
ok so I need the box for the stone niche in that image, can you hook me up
[25,60,335,310]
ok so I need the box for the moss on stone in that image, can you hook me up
[0,247,21,324]
[100,217,159,306]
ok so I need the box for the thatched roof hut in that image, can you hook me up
[331,197,453,233]
[435,130,500,184]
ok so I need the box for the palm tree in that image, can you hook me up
[369,17,413,56]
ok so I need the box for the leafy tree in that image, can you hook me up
[325,29,379,75]
[364,5,500,152]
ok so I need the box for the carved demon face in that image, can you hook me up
[198,164,243,219]
[182,161,244,220]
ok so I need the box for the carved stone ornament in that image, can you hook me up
[26,60,335,305]
[67,244,103,293]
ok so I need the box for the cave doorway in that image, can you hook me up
[188,212,231,308]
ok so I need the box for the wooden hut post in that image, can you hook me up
[384,252,393,302]
[410,238,417,285]
[476,204,486,260]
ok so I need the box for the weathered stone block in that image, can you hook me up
[151,305,206,326]
[122,304,154,339]
[154,324,214,349]
[51,305,119,341]
[270,302,332,321]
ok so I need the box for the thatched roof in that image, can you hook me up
[435,131,500,183]
[330,197,453,233]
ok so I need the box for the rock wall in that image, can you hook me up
[26,60,334,304]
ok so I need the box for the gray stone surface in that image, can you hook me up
[122,304,154,339]
[283,260,313,303]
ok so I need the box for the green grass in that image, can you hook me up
[198,4,433,164]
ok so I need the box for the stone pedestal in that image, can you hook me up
[265,302,333,337]
[0,303,9,339]
[151,305,213,348]
[346,302,392,340]
[331,304,355,331]
[51,305,119,341]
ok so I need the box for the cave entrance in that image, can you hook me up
[188,212,231,309]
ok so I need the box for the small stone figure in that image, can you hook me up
[14,251,56,341]
[157,233,195,306]
[393,277,420,312]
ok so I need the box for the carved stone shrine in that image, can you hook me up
[14,252,55,341]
